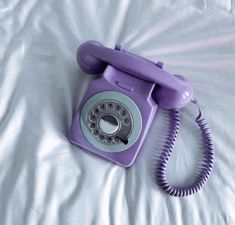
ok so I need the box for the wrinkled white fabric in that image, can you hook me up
[0,0,235,224]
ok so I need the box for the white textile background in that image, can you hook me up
[0,0,235,224]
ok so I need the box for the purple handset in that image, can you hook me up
[69,41,214,197]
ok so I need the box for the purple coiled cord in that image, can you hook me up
[156,105,214,197]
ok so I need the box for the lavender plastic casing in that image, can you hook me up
[69,65,157,167]
[68,41,214,196]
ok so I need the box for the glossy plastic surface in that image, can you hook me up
[77,40,194,109]
[69,66,157,167]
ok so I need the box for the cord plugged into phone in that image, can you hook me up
[69,41,214,197]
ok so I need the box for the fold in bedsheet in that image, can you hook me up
[0,0,235,224]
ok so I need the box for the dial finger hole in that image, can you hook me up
[107,102,114,109]
[115,104,121,111]
[93,107,100,114]
[114,136,120,142]
[89,114,96,121]
[107,137,113,143]
[93,129,99,135]
[123,117,130,125]
[99,103,106,110]
[89,122,96,129]
[99,134,105,140]
[121,110,127,117]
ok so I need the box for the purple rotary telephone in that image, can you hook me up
[69,41,214,197]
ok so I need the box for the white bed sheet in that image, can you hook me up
[0,0,235,224]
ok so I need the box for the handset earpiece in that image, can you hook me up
[77,41,107,74]
[77,41,194,109]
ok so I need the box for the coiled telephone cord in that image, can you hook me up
[156,103,214,197]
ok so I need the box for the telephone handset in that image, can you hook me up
[77,41,193,109]
[69,41,214,197]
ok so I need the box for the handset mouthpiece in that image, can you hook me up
[153,74,194,109]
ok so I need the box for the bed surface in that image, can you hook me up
[0,0,235,224]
